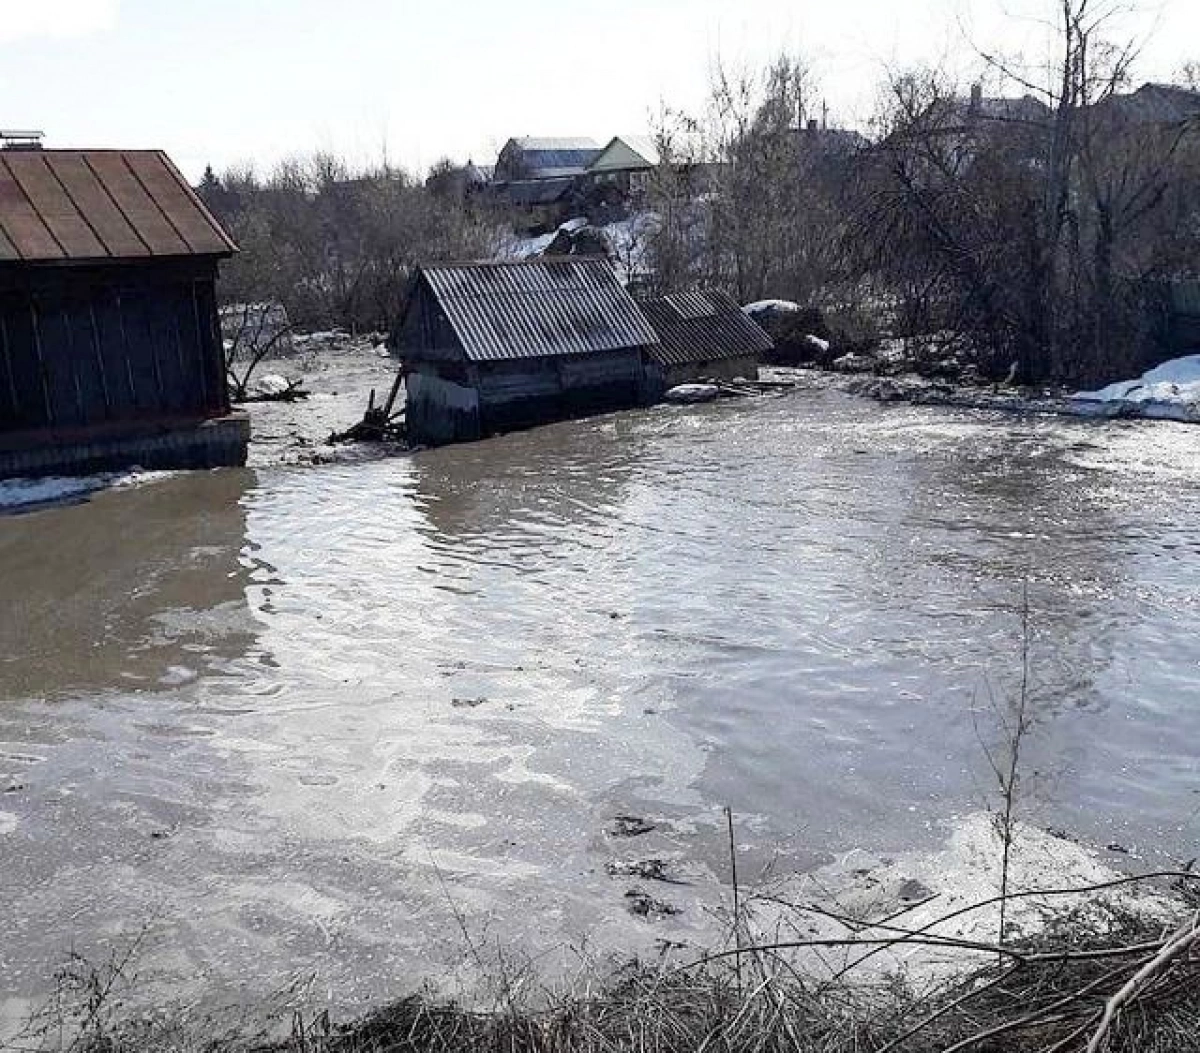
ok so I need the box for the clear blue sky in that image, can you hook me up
[2,0,1195,180]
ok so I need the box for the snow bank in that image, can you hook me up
[0,470,169,512]
[497,212,660,284]
[500,216,592,262]
[1071,354,1200,422]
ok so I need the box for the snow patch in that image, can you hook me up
[252,373,293,397]
[600,213,658,283]
[748,812,1176,982]
[743,299,801,316]
[0,470,172,512]
[664,383,721,404]
[1071,354,1200,422]
[500,229,558,261]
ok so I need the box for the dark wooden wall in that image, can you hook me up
[396,279,465,362]
[0,259,227,436]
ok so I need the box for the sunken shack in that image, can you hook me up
[638,290,774,394]
[395,258,659,445]
[0,145,246,479]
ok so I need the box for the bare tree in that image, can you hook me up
[648,54,860,307]
[222,302,297,402]
[205,152,503,340]
[849,1,1200,384]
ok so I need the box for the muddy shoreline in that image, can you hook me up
[242,343,1199,479]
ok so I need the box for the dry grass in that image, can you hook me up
[12,876,1199,1053]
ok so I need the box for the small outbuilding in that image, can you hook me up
[637,290,774,395]
[0,145,246,479]
[394,258,660,445]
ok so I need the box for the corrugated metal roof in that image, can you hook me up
[505,138,602,179]
[638,290,774,366]
[0,149,237,263]
[512,137,602,152]
[421,258,659,362]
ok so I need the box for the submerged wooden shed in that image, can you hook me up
[0,147,246,479]
[638,290,774,394]
[395,258,659,446]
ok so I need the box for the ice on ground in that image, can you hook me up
[0,470,171,512]
[1071,354,1200,422]
[805,334,831,353]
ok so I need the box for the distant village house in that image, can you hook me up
[493,137,602,182]
[587,136,661,203]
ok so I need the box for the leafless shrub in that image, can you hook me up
[200,155,503,340]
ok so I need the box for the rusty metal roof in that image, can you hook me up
[638,290,774,366]
[0,149,237,263]
[420,258,659,362]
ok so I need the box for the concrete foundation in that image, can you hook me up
[0,414,250,480]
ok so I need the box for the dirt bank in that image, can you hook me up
[20,879,1200,1053]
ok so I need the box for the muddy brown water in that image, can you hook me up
[2,379,1199,1022]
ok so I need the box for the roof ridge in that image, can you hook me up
[423,255,611,271]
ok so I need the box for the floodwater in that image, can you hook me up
[2,380,1199,1022]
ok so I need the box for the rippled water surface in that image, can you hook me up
[2,384,1199,1017]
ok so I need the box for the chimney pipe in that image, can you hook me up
[0,129,45,150]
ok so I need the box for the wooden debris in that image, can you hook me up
[330,373,406,444]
